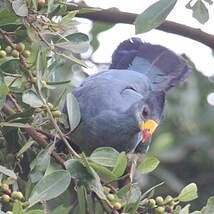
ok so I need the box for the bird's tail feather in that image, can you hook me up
[110,37,191,91]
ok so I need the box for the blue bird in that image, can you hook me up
[65,38,191,155]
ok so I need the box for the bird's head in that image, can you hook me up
[133,90,165,143]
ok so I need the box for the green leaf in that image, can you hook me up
[0,122,31,128]
[60,11,78,25]
[89,162,116,180]
[180,204,191,214]
[192,0,209,24]
[29,170,71,205]
[0,165,17,179]
[0,75,9,96]
[12,202,25,214]
[26,211,44,214]
[136,156,160,174]
[77,185,87,214]
[12,0,28,17]
[201,196,214,214]
[17,140,35,157]
[65,159,93,183]
[116,183,131,198]
[0,9,19,26]
[178,183,198,202]
[134,0,177,34]
[22,90,43,108]
[66,93,81,132]
[55,33,89,54]
[51,205,71,214]
[29,143,55,183]
[89,147,119,167]
[0,56,14,66]
[112,152,127,177]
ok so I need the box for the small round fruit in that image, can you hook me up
[38,0,45,8]
[22,50,31,58]
[107,193,115,201]
[155,206,165,214]
[52,110,62,117]
[11,49,19,58]
[31,77,38,84]
[164,195,173,204]
[113,202,122,210]
[0,183,9,192]
[0,50,7,57]
[6,211,13,214]
[11,191,24,200]
[5,46,12,54]
[16,42,25,52]
[41,80,47,88]
[47,102,54,110]
[156,196,164,205]
[22,201,30,208]
[2,194,11,202]
[148,199,156,208]
[165,206,173,213]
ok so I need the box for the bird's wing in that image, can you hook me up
[110,37,191,91]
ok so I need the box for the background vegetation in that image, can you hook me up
[0,0,214,213]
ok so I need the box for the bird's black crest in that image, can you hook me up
[110,37,191,91]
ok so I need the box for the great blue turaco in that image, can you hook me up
[59,37,191,155]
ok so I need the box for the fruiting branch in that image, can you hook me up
[69,4,214,49]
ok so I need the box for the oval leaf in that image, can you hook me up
[66,93,81,131]
[178,183,198,202]
[12,0,28,16]
[29,170,71,205]
[192,0,209,24]
[136,156,160,174]
[0,165,17,179]
[112,152,127,178]
[89,147,119,167]
[22,90,43,108]
[134,0,177,34]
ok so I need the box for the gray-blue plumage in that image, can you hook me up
[67,38,191,155]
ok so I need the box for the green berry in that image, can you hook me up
[11,49,19,58]
[11,191,24,200]
[113,202,122,210]
[22,201,30,208]
[6,211,13,214]
[0,183,9,191]
[156,196,164,205]
[16,42,25,52]
[148,199,156,208]
[22,50,31,58]
[52,110,62,117]
[164,195,173,204]
[5,46,12,54]
[41,80,47,88]
[155,206,165,214]
[2,194,10,202]
[107,193,115,201]
[31,77,38,84]
[47,102,54,110]
[0,50,7,57]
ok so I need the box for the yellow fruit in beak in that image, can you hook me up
[140,120,158,142]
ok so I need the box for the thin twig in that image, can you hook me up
[2,103,66,168]
[7,94,23,112]
[1,72,22,78]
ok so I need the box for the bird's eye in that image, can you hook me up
[142,106,149,118]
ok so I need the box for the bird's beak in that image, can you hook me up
[140,120,158,142]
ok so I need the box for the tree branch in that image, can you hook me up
[2,103,66,168]
[70,5,214,49]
